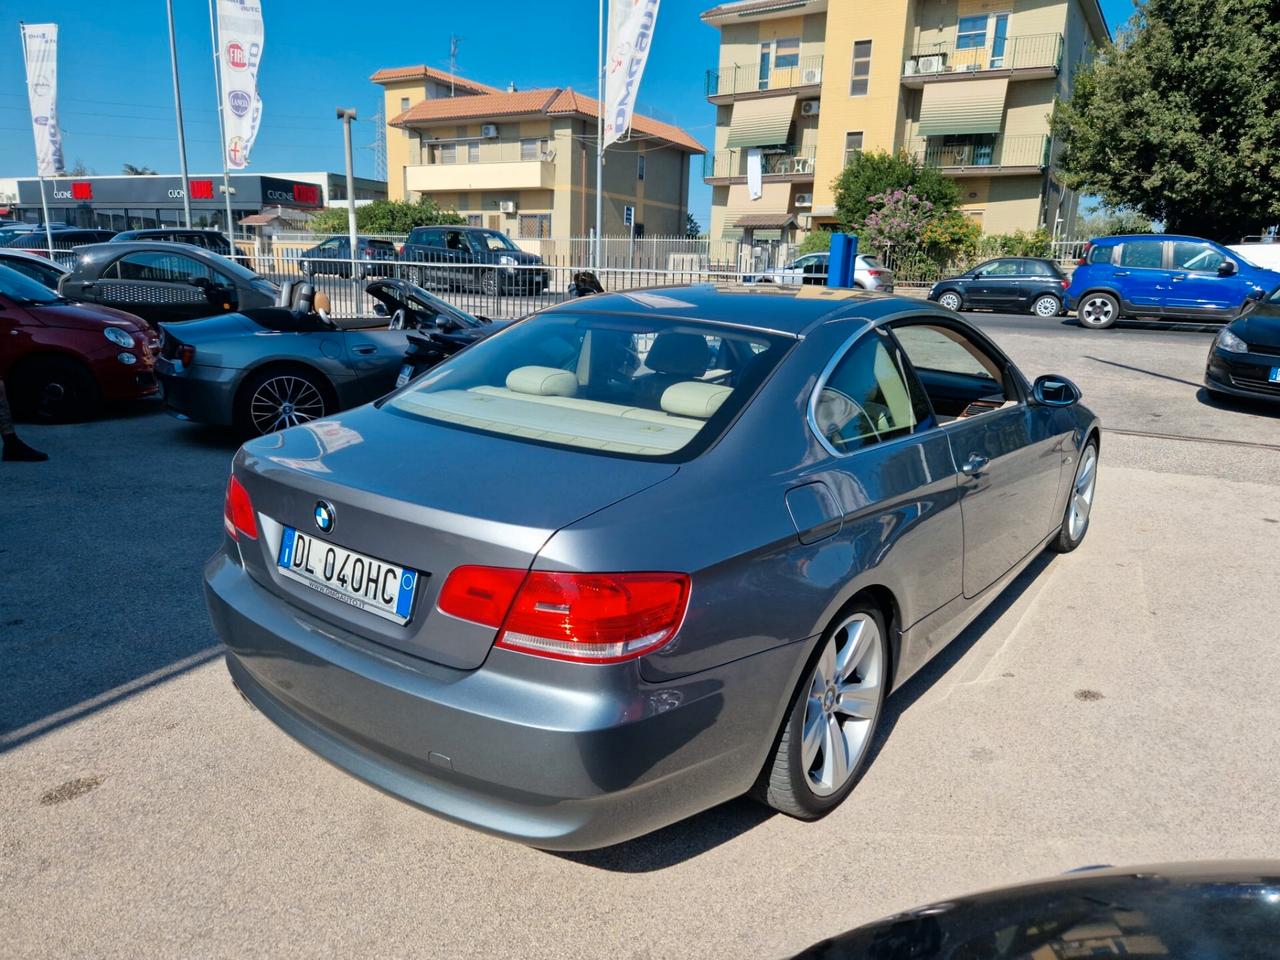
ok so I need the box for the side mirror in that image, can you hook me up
[372,302,389,318]
[189,276,211,288]
[1033,374,1081,407]
[1218,259,1238,277]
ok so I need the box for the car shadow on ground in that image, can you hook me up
[1196,387,1280,420]
[1057,316,1222,335]
[558,552,1057,874]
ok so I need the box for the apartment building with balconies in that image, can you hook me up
[701,0,1108,243]
[373,66,704,240]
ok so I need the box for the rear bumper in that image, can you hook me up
[1205,350,1280,402]
[205,550,807,850]
[157,360,238,426]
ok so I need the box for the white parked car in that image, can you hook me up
[1228,243,1280,274]
[747,252,895,291]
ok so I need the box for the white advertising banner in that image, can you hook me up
[216,0,265,170]
[20,23,65,178]
[603,0,661,147]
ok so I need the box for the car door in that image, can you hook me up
[888,319,1067,598]
[1112,238,1171,313]
[1165,240,1247,317]
[978,258,1026,311]
[342,326,411,401]
[963,260,1004,307]
[95,250,235,325]
[0,292,30,375]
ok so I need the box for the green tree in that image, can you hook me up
[795,229,832,255]
[1077,206,1156,237]
[685,213,703,238]
[121,163,156,175]
[309,197,465,235]
[833,150,961,232]
[1052,0,1280,241]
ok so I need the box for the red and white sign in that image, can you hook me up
[293,183,319,206]
[190,179,215,200]
[225,42,247,70]
[71,180,92,200]
[216,0,264,170]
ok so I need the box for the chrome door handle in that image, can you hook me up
[1112,271,1130,277]
[960,454,990,476]
[1170,274,1188,281]
[353,345,378,355]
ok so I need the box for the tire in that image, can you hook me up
[753,602,888,819]
[1048,440,1098,553]
[937,290,963,312]
[10,355,100,423]
[480,270,500,297]
[1077,292,1119,329]
[1031,294,1062,318]
[235,367,331,437]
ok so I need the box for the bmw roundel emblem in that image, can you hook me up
[314,500,336,534]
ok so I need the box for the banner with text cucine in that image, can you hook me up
[216,0,265,170]
[20,23,65,178]
[604,0,661,148]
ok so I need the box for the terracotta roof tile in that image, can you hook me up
[391,86,704,154]
[701,0,820,22]
[369,65,502,95]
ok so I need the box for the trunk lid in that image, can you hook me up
[233,402,677,669]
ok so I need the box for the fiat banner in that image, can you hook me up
[604,0,661,148]
[20,23,65,178]
[216,0,265,170]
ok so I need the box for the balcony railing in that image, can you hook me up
[905,135,1050,170]
[702,146,818,180]
[705,55,824,98]
[902,33,1063,78]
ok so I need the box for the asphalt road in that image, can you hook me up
[2,309,1278,959]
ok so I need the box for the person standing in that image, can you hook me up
[0,380,47,462]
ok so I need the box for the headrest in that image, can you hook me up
[293,283,315,314]
[646,332,709,377]
[276,280,296,308]
[661,381,732,420]
[506,365,578,397]
[313,290,331,314]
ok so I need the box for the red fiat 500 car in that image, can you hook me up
[0,264,158,420]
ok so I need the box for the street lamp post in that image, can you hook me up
[336,108,359,283]
[165,0,193,228]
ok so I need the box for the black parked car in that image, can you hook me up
[1205,286,1280,403]
[60,241,277,328]
[298,235,398,279]
[929,257,1070,317]
[399,225,549,295]
[110,228,247,264]
[2,228,117,266]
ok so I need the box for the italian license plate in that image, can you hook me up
[395,364,413,389]
[276,527,418,625]
[1269,367,1280,384]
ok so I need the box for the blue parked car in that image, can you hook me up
[1066,234,1280,329]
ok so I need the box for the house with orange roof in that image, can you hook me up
[373,67,705,239]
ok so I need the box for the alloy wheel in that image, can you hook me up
[1068,444,1098,540]
[938,291,962,311]
[249,375,326,435]
[801,612,884,797]
[1079,295,1117,328]
[480,270,500,296]
[1033,295,1061,317]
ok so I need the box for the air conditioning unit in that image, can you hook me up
[795,192,813,207]
[800,99,820,116]
[481,124,499,138]
[801,66,823,85]
[498,200,517,214]
[910,55,945,74]
[962,63,980,72]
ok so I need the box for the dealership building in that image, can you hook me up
[0,171,387,231]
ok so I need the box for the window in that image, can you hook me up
[440,142,456,164]
[843,132,864,168]
[758,41,772,90]
[637,154,646,181]
[774,37,801,69]
[520,138,548,161]
[468,141,479,163]
[978,258,1021,276]
[466,214,483,227]
[1172,241,1227,273]
[956,15,988,49]
[814,332,923,454]
[388,314,790,461]
[1087,244,1114,265]
[1118,240,1164,269]
[400,97,410,113]
[518,213,551,239]
[891,322,1013,421]
[114,251,217,284]
[1024,259,1058,276]
[850,40,873,96]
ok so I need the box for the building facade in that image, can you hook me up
[702,0,1108,243]
[374,66,704,239]
[0,172,386,230]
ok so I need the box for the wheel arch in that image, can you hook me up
[1075,287,1126,313]
[233,358,340,417]
[6,347,98,385]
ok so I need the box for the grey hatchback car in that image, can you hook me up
[206,285,1100,850]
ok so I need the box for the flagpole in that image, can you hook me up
[165,0,193,228]
[595,0,605,271]
[208,0,236,241]
[18,23,57,257]
[37,178,55,258]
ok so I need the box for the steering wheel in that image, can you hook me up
[388,307,407,330]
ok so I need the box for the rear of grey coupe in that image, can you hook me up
[206,288,1098,849]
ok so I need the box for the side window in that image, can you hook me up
[984,259,1019,276]
[1172,241,1226,273]
[1025,260,1056,276]
[1087,244,1114,265]
[1118,240,1165,269]
[891,323,1014,421]
[116,251,215,283]
[813,332,923,454]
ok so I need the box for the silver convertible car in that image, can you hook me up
[205,285,1100,850]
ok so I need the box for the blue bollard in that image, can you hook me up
[827,232,859,288]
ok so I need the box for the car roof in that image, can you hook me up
[0,249,67,269]
[120,228,222,236]
[1091,234,1205,244]
[542,283,949,337]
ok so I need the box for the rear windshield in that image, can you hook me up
[387,310,791,461]
[861,256,885,269]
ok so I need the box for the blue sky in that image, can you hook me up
[4,0,1135,230]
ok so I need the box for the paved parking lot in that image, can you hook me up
[2,311,1278,958]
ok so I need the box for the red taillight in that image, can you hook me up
[223,474,258,540]
[178,344,196,367]
[438,566,690,664]
[1077,241,1092,266]
[869,269,885,277]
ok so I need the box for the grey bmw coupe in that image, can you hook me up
[206,284,1100,850]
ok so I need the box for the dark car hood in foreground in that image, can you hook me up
[32,300,150,333]
[1232,304,1280,351]
[791,861,1280,959]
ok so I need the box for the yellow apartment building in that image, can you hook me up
[701,0,1109,243]
[373,66,704,239]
